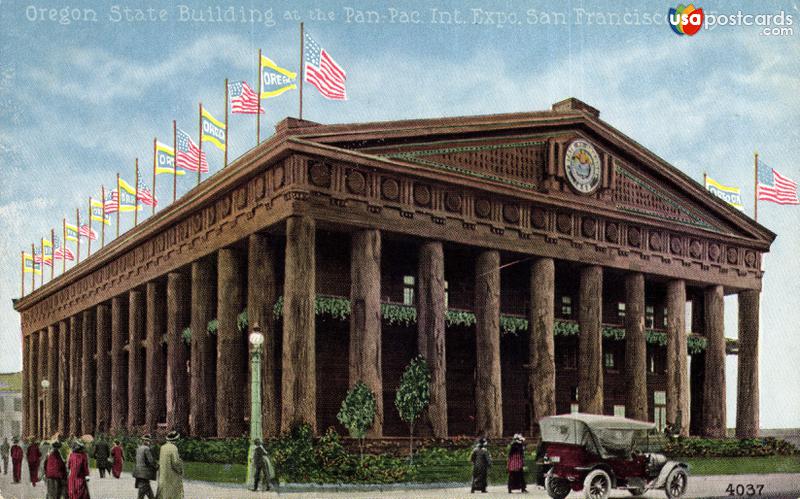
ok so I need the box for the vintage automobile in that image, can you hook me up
[532,413,689,499]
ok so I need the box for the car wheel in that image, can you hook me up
[545,473,571,499]
[583,469,612,499]
[665,467,688,499]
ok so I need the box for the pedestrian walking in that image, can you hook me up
[470,437,492,493]
[507,433,527,493]
[40,439,53,478]
[252,438,276,492]
[1,437,9,475]
[93,437,111,478]
[44,440,68,499]
[133,434,158,499]
[27,436,42,487]
[67,440,90,499]
[111,440,124,479]
[11,436,23,482]
[155,431,184,499]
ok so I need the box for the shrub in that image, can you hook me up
[395,355,431,462]
[663,436,798,458]
[337,381,377,460]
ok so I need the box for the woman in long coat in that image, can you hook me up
[67,441,90,499]
[26,437,42,487]
[155,431,184,499]
[507,434,527,493]
[110,440,124,479]
[10,437,23,483]
[470,438,491,493]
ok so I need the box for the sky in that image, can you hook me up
[0,0,798,428]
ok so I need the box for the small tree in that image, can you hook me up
[336,381,377,461]
[394,355,431,463]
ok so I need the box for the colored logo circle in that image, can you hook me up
[564,139,601,194]
[669,4,704,36]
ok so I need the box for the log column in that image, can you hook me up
[81,309,96,435]
[58,320,69,435]
[37,331,46,437]
[22,335,29,437]
[281,216,317,431]
[624,273,647,421]
[736,290,760,438]
[111,296,128,431]
[47,325,58,437]
[349,229,383,436]
[217,247,246,437]
[68,315,82,437]
[248,234,278,438]
[689,295,705,436]
[146,281,166,432]
[578,265,603,414]
[475,249,502,437]
[666,280,689,436]
[529,258,555,430]
[166,271,190,434]
[190,257,216,436]
[128,289,146,428]
[417,240,448,437]
[95,304,111,434]
[702,285,726,438]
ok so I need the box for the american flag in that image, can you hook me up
[53,237,75,261]
[33,249,52,266]
[176,128,209,173]
[228,80,263,114]
[758,160,799,205]
[137,179,158,207]
[304,33,347,100]
[79,224,98,241]
[104,190,119,214]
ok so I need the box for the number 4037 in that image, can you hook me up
[726,483,764,496]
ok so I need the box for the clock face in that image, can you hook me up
[564,139,602,194]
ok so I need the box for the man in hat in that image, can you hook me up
[155,431,183,499]
[67,440,90,499]
[251,438,275,492]
[133,434,158,499]
[44,440,67,499]
[27,436,42,487]
[10,436,23,482]
[470,437,491,494]
[93,437,111,478]
[1,437,9,475]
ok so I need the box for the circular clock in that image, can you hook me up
[564,139,602,194]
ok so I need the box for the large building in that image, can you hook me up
[14,99,773,441]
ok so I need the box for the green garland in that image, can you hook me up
[237,310,248,333]
[181,327,191,345]
[269,294,710,352]
[207,318,218,335]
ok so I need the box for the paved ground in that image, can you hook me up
[1,465,799,498]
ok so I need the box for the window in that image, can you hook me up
[663,307,669,328]
[570,403,580,414]
[645,305,655,328]
[561,296,573,317]
[402,275,415,305]
[444,280,449,309]
[617,302,626,320]
[654,391,667,431]
[614,405,626,417]
[649,353,656,373]
[604,352,615,369]
[685,302,693,333]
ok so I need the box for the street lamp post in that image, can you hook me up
[40,379,50,439]
[246,323,264,488]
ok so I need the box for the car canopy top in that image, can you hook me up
[539,413,656,459]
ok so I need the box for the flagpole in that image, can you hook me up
[101,186,106,248]
[198,103,203,185]
[76,208,81,264]
[62,218,67,274]
[224,78,229,168]
[87,198,92,257]
[135,158,140,226]
[257,49,262,144]
[299,22,304,120]
[20,251,25,296]
[754,152,759,222]
[172,120,177,203]
[152,138,157,216]
[116,173,121,238]
[50,228,55,280]
[31,243,35,291]
[40,237,44,287]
